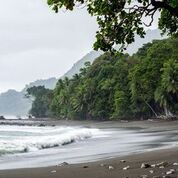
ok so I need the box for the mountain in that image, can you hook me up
[62,51,103,78]
[125,29,166,55]
[0,29,167,116]
[63,29,166,79]
[23,77,57,92]
[0,90,31,116]
[0,78,57,116]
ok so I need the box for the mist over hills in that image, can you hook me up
[125,29,165,54]
[62,50,103,79]
[0,90,31,116]
[0,78,58,116]
[0,29,166,116]
[62,29,165,79]
[23,77,58,92]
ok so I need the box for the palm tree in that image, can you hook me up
[155,59,178,117]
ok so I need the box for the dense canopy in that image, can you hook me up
[27,37,178,119]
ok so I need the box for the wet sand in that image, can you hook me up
[0,147,178,178]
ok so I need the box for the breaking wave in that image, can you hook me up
[0,125,102,155]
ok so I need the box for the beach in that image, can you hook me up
[0,147,178,178]
[0,119,178,178]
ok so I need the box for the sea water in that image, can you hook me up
[0,125,102,155]
[2,115,28,120]
[0,124,178,169]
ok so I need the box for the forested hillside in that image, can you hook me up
[28,37,178,120]
[0,30,164,116]
[62,29,165,79]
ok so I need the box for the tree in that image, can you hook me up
[155,58,178,116]
[28,37,178,120]
[129,38,178,117]
[47,0,178,51]
[50,77,73,119]
[72,83,89,119]
[26,86,53,118]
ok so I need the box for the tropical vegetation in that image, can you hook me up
[27,37,178,120]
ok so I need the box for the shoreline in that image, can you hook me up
[0,147,178,178]
[0,120,178,177]
[1,117,178,127]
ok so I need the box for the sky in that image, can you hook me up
[0,0,98,93]
[0,0,159,94]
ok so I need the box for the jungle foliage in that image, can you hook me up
[27,37,178,119]
[26,86,53,118]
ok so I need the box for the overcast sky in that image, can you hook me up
[0,0,99,93]
[0,0,159,94]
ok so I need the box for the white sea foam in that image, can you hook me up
[1,125,178,170]
[2,115,28,120]
[0,125,103,155]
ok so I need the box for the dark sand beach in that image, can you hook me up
[0,120,178,178]
[0,147,178,178]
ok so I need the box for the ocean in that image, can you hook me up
[0,123,178,169]
[0,125,102,155]
[2,115,29,120]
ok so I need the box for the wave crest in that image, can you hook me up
[0,126,101,155]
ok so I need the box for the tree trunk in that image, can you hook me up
[163,105,174,118]
[145,100,158,117]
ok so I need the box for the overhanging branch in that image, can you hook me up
[151,0,178,17]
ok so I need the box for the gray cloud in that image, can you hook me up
[0,0,98,93]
